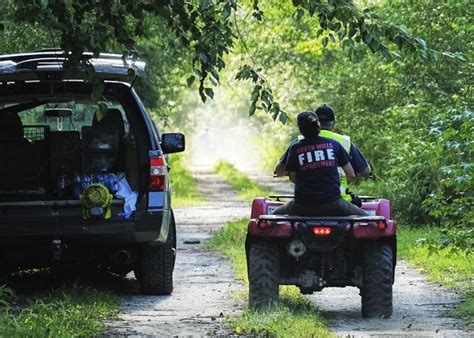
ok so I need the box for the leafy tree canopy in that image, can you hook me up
[2,0,462,122]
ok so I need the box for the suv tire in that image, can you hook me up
[136,212,176,295]
[248,241,279,309]
[361,243,393,318]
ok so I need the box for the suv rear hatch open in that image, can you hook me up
[0,51,152,240]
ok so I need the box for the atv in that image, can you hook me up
[245,195,397,318]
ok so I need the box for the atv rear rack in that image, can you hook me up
[257,214,386,222]
[268,194,378,202]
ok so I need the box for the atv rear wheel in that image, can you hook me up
[361,243,393,318]
[136,212,176,295]
[248,241,279,309]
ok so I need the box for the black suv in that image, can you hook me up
[0,50,184,295]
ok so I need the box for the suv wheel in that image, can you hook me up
[136,212,176,295]
[361,243,393,318]
[248,241,279,309]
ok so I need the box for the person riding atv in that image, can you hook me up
[272,110,366,216]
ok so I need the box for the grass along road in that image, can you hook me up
[0,270,119,336]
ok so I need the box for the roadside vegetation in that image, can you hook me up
[0,281,118,336]
[209,219,331,337]
[213,160,272,201]
[168,154,203,208]
[398,227,473,324]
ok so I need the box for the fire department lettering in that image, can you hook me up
[296,144,336,171]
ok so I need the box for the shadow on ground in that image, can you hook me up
[0,266,140,296]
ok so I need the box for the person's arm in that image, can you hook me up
[274,143,293,177]
[342,162,356,182]
[336,142,356,182]
[357,164,371,178]
[349,143,371,177]
[274,161,287,177]
[289,171,296,183]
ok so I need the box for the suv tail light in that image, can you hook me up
[149,156,167,191]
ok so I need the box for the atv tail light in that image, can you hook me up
[313,226,332,236]
[149,156,167,191]
[354,221,387,230]
[257,220,269,229]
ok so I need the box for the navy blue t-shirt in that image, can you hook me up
[283,137,351,204]
[280,140,368,173]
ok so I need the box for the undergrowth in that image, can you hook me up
[209,218,332,337]
[0,283,118,336]
[398,226,473,325]
[213,160,272,201]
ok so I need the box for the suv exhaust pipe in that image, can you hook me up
[110,249,136,265]
[117,250,130,264]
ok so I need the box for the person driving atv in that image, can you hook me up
[315,104,371,203]
[273,111,367,216]
[276,104,371,206]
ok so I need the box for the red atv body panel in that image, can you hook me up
[248,197,397,239]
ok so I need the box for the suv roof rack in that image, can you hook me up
[0,50,145,83]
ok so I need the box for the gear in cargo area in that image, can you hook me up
[80,183,112,219]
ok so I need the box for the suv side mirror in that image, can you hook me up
[161,133,185,154]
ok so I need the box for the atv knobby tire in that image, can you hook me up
[248,241,279,310]
[361,243,393,318]
[136,213,176,295]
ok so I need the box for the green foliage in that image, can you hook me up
[213,160,273,201]
[227,0,472,252]
[168,154,204,208]
[0,285,15,308]
[208,218,331,337]
[0,284,118,336]
[235,65,288,123]
[459,297,474,325]
[422,110,473,238]
[398,226,473,324]
[2,0,435,120]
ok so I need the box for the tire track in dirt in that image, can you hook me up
[105,169,248,336]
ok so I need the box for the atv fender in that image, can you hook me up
[247,219,292,238]
[353,220,397,239]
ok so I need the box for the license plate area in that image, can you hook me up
[297,221,349,251]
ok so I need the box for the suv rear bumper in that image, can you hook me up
[0,209,169,246]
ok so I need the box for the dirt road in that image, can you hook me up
[106,169,471,337]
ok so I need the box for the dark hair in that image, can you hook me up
[297,111,320,139]
[314,104,335,122]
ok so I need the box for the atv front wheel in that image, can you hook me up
[361,243,393,318]
[248,241,279,309]
[136,213,176,295]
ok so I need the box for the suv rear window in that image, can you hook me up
[0,100,130,140]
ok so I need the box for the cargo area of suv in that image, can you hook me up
[0,51,184,295]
